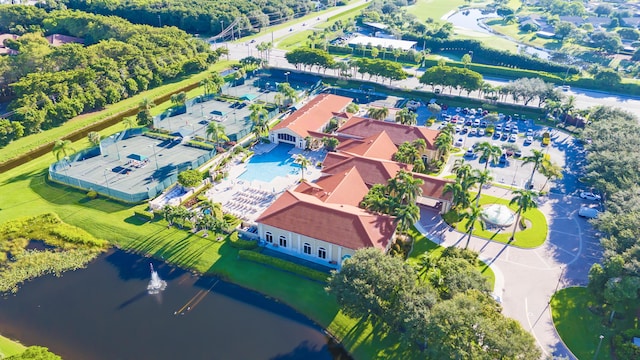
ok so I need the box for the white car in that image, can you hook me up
[454,138,464,147]
[579,206,599,218]
[509,134,517,142]
[456,107,462,113]
[524,135,533,144]
[580,191,601,201]
[478,129,485,136]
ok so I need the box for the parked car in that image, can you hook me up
[509,134,517,142]
[469,128,477,136]
[524,136,533,144]
[455,125,462,133]
[473,119,481,127]
[501,133,509,141]
[461,127,468,134]
[578,206,599,218]
[434,88,441,94]
[465,148,475,157]
[499,154,507,164]
[525,129,534,137]
[511,126,519,134]
[493,131,501,139]
[465,119,473,126]
[580,191,601,201]
[455,107,462,113]
[562,85,571,92]
[454,138,464,147]
[478,129,485,136]
[504,123,511,132]
[514,150,522,158]
[480,120,488,128]
[495,124,502,131]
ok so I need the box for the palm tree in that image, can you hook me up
[452,159,473,186]
[52,139,75,163]
[461,205,484,249]
[395,108,417,125]
[539,159,563,191]
[367,106,389,121]
[200,72,224,96]
[509,189,537,242]
[294,154,311,181]
[122,117,137,130]
[88,131,101,146]
[136,98,155,127]
[471,169,493,206]
[474,141,502,171]
[233,68,245,86]
[394,203,420,234]
[206,122,229,147]
[561,95,576,124]
[443,180,469,210]
[277,82,298,106]
[523,149,546,189]
[434,132,452,159]
[393,170,424,205]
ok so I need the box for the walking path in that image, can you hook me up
[416,185,602,359]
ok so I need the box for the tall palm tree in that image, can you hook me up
[509,189,537,242]
[394,203,420,234]
[461,205,484,249]
[206,122,229,146]
[434,132,452,159]
[52,139,75,162]
[452,159,473,186]
[443,180,469,210]
[277,82,298,106]
[88,131,101,146]
[474,141,502,171]
[523,149,546,189]
[394,170,424,205]
[395,108,417,125]
[122,117,137,129]
[294,154,311,181]
[539,159,563,191]
[471,169,493,206]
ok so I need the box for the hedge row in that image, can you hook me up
[237,250,329,282]
[228,232,258,250]
[134,210,154,221]
[143,132,178,141]
[186,140,216,150]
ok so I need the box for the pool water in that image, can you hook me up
[238,144,300,183]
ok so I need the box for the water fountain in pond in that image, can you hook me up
[147,263,167,294]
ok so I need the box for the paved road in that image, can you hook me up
[417,185,601,360]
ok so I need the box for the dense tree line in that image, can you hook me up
[419,63,483,96]
[583,107,640,358]
[53,0,325,35]
[0,6,216,145]
[327,247,540,358]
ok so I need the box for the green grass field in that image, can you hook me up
[452,193,548,248]
[551,287,614,360]
[407,0,469,22]
[0,334,25,359]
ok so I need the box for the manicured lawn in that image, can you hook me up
[0,61,231,165]
[0,334,25,358]
[551,287,614,360]
[315,2,371,30]
[407,0,468,22]
[277,30,314,51]
[452,193,548,248]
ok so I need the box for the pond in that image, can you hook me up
[0,250,350,360]
[447,9,551,60]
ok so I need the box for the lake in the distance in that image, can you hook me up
[0,250,349,360]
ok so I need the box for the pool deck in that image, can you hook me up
[205,143,326,223]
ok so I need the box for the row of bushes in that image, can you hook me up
[237,250,329,282]
[143,132,179,141]
[134,210,155,221]
[228,232,258,250]
[186,140,216,151]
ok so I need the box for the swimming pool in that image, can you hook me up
[238,144,299,183]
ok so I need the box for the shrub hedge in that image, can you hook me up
[238,250,329,282]
[228,232,258,250]
[134,210,154,221]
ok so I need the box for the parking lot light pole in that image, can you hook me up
[284,71,290,84]
[149,144,159,170]
[103,168,111,197]
[593,335,604,360]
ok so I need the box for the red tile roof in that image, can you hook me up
[413,173,454,201]
[336,131,398,161]
[295,166,370,206]
[337,116,439,150]
[322,152,411,187]
[256,190,395,251]
[271,94,352,138]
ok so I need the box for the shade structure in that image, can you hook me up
[481,204,515,227]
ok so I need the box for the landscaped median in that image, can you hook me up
[447,194,548,249]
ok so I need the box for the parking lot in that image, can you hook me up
[422,105,574,192]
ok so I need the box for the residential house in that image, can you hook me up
[45,34,85,47]
[0,34,18,55]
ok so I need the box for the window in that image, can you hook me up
[318,247,326,259]
[279,235,287,247]
[303,243,311,255]
[265,232,273,243]
[277,133,296,143]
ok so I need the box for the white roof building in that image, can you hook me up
[347,36,417,51]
